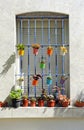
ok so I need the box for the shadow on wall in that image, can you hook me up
[0,52,15,77]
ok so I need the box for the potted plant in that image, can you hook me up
[32,43,40,55]
[47,95,56,107]
[60,46,67,55]
[58,94,70,107]
[46,75,52,85]
[16,43,25,56]
[75,100,84,107]
[10,89,22,108]
[22,95,28,107]
[32,74,42,86]
[47,46,53,56]
[30,97,36,107]
[38,97,44,107]
[40,57,46,69]
[0,101,3,107]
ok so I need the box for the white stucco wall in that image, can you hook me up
[0,0,84,129]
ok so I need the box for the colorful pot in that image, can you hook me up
[33,48,39,55]
[46,79,52,85]
[75,101,84,107]
[62,101,69,107]
[38,100,44,107]
[47,100,55,107]
[23,99,28,107]
[30,101,36,107]
[40,62,45,69]
[18,50,24,56]
[0,102,3,107]
[32,79,38,86]
[47,49,53,56]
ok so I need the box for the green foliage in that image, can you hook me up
[16,44,25,50]
[10,89,22,99]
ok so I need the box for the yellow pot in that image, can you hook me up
[18,50,24,56]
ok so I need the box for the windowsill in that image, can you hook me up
[0,106,84,118]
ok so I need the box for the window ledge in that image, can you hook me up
[0,106,84,118]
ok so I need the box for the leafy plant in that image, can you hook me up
[16,44,25,50]
[10,89,22,99]
[30,97,36,102]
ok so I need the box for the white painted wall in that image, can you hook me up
[0,0,84,129]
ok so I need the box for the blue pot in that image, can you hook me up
[46,79,52,85]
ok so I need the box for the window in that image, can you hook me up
[16,12,69,98]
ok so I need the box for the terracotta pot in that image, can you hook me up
[47,49,53,56]
[62,101,69,107]
[18,50,24,56]
[32,79,38,86]
[33,48,39,55]
[30,101,36,107]
[47,100,55,107]
[40,63,45,69]
[0,102,3,107]
[23,99,28,107]
[38,100,44,107]
[75,101,84,107]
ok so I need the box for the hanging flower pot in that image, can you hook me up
[46,76,52,85]
[32,79,38,86]
[32,74,42,86]
[16,43,25,56]
[32,43,40,55]
[40,61,46,69]
[60,76,68,84]
[60,46,67,55]
[47,46,53,56]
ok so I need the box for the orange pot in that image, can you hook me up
[0,102,3,107]
[75,101,84,107]
[30,101,36,107]
[47,100,55,107]
[33,48,39,55]
[47,49,53,56]
[38,100,44,107]
[23,99,28,107]
[32,79,38,86]
[62,101,69,107]
[18,50,24,56]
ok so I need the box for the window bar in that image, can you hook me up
[41,19,44,89]
[61,19,65,95]
[34,19,37,97]
[55,20,58,86]
[27,19,30,97]
[20,20,23,90]
[48,19,51,95]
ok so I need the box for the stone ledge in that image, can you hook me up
[0,106,84,118]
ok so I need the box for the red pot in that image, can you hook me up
[62,101,69,107]
[0,102,3,107]
[75,101,84,107]
[47,49,53,56]
[33,48,39,55]
[23,99,28,107]
[38,100,44,107]
[47,100,55,107]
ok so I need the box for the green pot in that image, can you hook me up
[40,63,45,69]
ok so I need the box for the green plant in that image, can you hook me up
[30,97,36,102]
[47,76,52,80]
[16,44,25,50]
[10,89,22,99]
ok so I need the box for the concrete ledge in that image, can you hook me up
[0,107,84,118]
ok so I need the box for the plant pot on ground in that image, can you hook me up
[30,98,36,107]
[10,89,22,108]
[22,95,28,107]
[38,97,44,107]
[75,101,84,107]
[47,95,56,107]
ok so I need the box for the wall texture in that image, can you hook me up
[0,0,84,129]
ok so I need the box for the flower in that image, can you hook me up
[60,46,67,55]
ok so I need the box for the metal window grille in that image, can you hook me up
[16,13,69,98]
